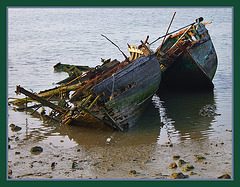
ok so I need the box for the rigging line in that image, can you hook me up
[149,22,195,45]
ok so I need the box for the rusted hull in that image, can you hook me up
[92,53,161,129]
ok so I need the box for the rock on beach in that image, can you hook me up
[218,174,231,179]
[30,146,43,153]
[10,124,22,132]
[170,172,188,179]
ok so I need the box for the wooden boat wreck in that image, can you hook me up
[153,17,217,90]
[12,39,161,131]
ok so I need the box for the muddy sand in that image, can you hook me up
[8,120,232,180]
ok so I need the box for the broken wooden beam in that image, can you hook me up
[16,85,68,114]
[69,60,127,103]
[37,82,82,98]
[53,62,93,72]
[99,107,123,132]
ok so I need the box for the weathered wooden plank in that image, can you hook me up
[16,85,68,114]
[53,62,93,72]
[99,107,124,132]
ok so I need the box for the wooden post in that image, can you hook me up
[144,35,149,44]
[156,12,176,58]
[140,40,151,54]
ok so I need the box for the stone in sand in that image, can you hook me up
[170,172,188,179]
[218,174,231,179]
[169,162,177,169]
[30,146,43,153]
[129,170,137,175]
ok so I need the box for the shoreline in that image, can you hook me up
[8,122,232,180]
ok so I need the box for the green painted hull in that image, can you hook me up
[156,21,218,91]
[160,36,217,90]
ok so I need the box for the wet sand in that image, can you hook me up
[8,112,232,180]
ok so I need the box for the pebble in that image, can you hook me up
[182,167,190,172]
[129,170,137,175]
[8,169,12,175]
[182,165,195,171]
[11,125,22,132]
[30,146,43,153]
[170,172,188,179]
[218,174,231,179]
[105,168,114,172]
[46,175,53,179]
[194,155,206,161]
[173,155,180,160]
[189,171,198,176]
[51,162,57,169]
[72,161,78,169]
[186,165,194,169]
[178,159,187,165]
[9,124,16,128]
[169,162,177,169]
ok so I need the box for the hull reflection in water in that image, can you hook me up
[63,101,162,146]
[153,90,216,142]
[20,90,217,146]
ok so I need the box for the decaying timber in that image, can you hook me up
[153,17,217,90]
[11,37,161,131]
[54,62,93,73]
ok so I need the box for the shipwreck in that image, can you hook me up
[12,37,161,131]
[10,15,218,132]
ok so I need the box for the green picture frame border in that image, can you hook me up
[1,0,239,186]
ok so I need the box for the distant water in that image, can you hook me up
[8,8,232,147]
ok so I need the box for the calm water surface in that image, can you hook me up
[8,7,232,161]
